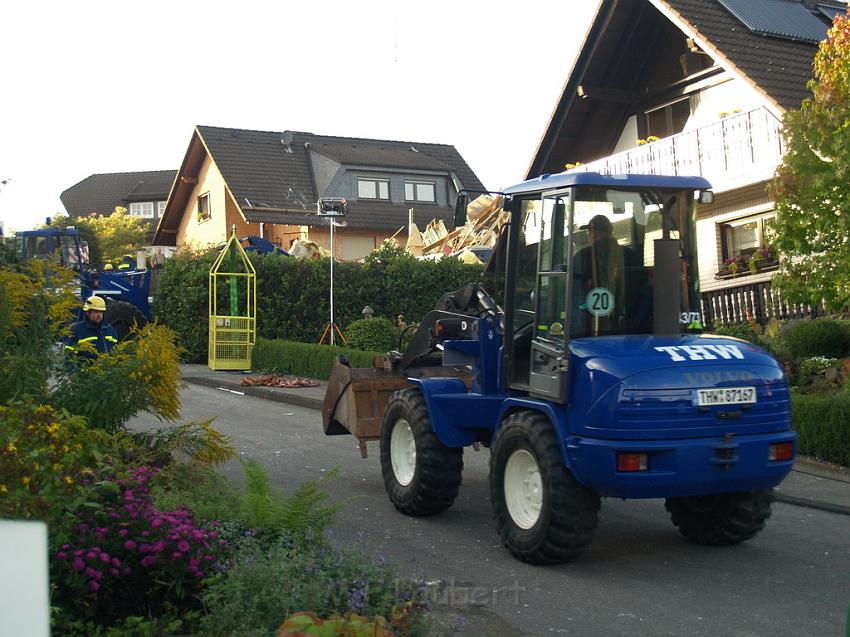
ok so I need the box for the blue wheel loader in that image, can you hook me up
[323,171,795,564]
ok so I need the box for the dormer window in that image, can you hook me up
[357,178,389,200]
[129,202,154,218]
[404,181,435,203]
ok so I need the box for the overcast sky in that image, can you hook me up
[0,1,599,234]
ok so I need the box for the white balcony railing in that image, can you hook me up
[568,107,785,191]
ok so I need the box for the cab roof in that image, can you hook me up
[502,171,712,196]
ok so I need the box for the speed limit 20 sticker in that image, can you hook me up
[586,287,614,317]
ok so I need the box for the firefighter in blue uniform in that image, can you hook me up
[65,295,119,361]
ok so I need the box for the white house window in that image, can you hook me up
[718,212,777,276]
[357,178,389,200]
[404,181,436,203]
[157,201,166,217]
[197,193,211,221]
[129,202,154,218]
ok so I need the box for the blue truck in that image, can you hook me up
[15,226,151,339]
[322,171,795,564]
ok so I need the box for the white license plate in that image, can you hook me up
[694,386,757,406]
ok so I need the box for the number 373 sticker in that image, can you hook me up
[586,287,614,317]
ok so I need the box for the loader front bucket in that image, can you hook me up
[322,358,410,442]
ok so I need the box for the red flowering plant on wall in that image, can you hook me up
[53,465,228,624]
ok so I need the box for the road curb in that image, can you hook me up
[182,375,324,410]
[774,492,850,516]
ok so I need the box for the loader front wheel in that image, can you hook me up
[665,490,774,545]
[380,388,463,516]
[491,411,600,565]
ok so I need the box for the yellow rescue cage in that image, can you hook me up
[208,228,256,370]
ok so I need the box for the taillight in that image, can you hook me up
[617,453,648,472]
[768,442,794,462]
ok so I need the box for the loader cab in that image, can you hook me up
[499,173,710,403]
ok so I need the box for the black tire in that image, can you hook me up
[665,490,774,545]
[490,411,600,565]
[104,300,148,341]
[379,388,463,516]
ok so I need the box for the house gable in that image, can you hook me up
[528,0,833,178]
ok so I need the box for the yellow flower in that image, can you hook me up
[62,445,70,453]
[63,476,74,485]
[21,476,31,485]
[53,463,60,472]
[47,423,60,434]
[0,484,7,493]
[6,442,17,453]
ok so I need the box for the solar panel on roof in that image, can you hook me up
[817,3,848,21]
[717,0,830,43]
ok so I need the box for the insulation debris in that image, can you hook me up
[405,194,507,260]
[240,374,320,388]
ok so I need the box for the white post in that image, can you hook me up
[329,218,335,346]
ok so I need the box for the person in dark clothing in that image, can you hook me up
[572,215,640,336]
[65,295,119,361]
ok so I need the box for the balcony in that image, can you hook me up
[568,108,785,192]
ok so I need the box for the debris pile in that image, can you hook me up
[404,194,507,263]
[240,374,320,388]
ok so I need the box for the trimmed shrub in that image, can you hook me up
[792,391,850,466]
[251,338,378,379]
[344,317,399,352]
[783,319,850,359]
[712,321,765,348]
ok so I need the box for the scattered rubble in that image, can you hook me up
[240,374,320,388]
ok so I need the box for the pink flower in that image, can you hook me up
[177,540,190,553]
[109,568,120,577]
[88,580,100,592]
[118,529,128,537]
[56,551,68,560]
[123,540,137,551]
[72,558,85,571]
[141,556,156,568]
[99,553,111,564]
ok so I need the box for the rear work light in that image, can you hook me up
[768,442,794,462]
[617,453,648,472]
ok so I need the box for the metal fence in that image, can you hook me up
[700,280,820,329]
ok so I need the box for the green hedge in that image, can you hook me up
[251,338,379,380]
[153,244,481,363]
[792,391,850,466]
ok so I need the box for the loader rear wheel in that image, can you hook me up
[105,300,147,341]
[665,490,774,545]
[490,411,600,565]
[380,388,463,516]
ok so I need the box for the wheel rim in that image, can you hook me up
[390,419,416,486]
[504,449,543,530]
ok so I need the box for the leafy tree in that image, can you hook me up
[769,11,850,310]
[85,206,149,265]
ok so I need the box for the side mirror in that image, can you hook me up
[453,193,469,229]
[698,190,715,205]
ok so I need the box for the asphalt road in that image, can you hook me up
[127,384,850,637]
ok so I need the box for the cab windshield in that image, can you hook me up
[511,186,701,344]
[569,186,700,337]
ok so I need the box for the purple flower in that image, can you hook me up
[118,529,128,537]
[177,540,190,553]
[141,555,156,568]
[99,553,111,564]
[56,551,68,560]
[171,552,183,561]
[72,558,85,572]
[111,558,121,567]
[123,540,137,551]
[109,568,120,577]
[88,580,100,592]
